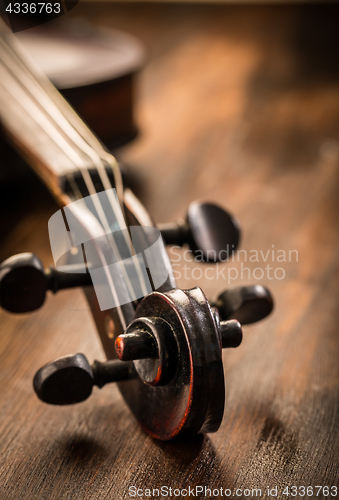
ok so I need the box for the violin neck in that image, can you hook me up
[0,24,123,206]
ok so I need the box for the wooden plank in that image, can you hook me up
[1,3,339,498]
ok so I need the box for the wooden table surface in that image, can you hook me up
[1,3,339,499]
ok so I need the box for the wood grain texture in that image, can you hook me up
[1,3,339,499]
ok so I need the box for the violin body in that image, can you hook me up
[18,19,144,149]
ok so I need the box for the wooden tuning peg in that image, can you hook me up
[0,253,92,313]
[214,285,274,325]
[33,353,136,405]
[158,201,241,262]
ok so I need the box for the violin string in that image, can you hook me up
[7,35,125,205]
[0,80,126,328]
[0,36,149,300]
[0,36,123,198]
[1,40,146,328]
[35,38,150,299]
[0,38,125,235]
[0,36,150,311]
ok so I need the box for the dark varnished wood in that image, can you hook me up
[1,3,339,498]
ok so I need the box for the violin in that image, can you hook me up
[0,22,273,441]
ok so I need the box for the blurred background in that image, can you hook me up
[1,2,339,498]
